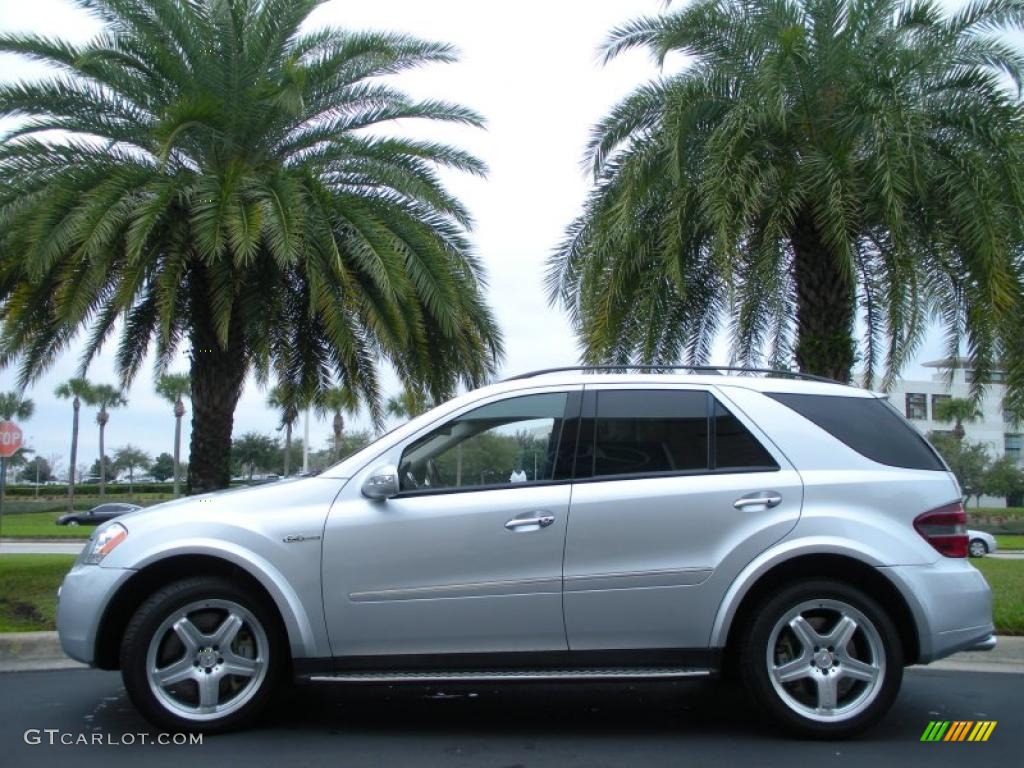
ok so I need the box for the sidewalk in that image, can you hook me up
[1,631,1021,674]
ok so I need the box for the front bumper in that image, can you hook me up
[882,559,995,664]
[56,564,135,665]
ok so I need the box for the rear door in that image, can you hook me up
[562,385,803,650]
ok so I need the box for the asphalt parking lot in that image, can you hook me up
[0,666,1020,767]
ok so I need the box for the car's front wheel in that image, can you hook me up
[120,576,285,733]
[740,579,903,738]
[969,539,989,558]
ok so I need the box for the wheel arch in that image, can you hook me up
[93,552,312,670]
[716,553,920,666]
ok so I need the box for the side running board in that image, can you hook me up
[308,667,713,684]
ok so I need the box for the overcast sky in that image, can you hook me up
[0,0,958,473]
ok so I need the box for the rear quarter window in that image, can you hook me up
[766,392,946,471]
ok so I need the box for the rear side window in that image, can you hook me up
[714,400,777,470]
[766,392,945,471]
[592,390,708,476]
[574,389,778,479]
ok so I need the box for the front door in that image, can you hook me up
[563,385,803,650]
[322,389,578,657]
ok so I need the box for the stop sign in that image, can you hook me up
[0,421,23,458]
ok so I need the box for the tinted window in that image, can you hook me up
[590,390,709,477]
[767,393,945,471]
[398,393,568,492]
[714,400,778,470]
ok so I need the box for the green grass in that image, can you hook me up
[996,535,1024,550]
[974,558,1024,636]
[1,512,94,539]
[972,506,1024,519]
[1,494,168,516]
[0,554,76,632]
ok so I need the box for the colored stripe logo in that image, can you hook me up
[920,721,996,742]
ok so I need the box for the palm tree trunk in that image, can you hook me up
[790,212,856,382]
[187,280,246,494]
[98,415,106,497]
[283,423,291,477]
[333,413,343,459]
[173,410,182,495]
[67,397,79,512]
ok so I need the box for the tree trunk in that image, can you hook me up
[333,413,343,459]
[97,410,107,497]
[67,397,79,512]
[790,211,856,382]
[284,423,291,477]
[186,271,247,494]
[173,408,183,496]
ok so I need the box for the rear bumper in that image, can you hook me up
[881,560,995,664]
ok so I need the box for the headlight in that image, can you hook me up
[82,523,128,565]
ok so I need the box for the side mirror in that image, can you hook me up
[361,465,400,500]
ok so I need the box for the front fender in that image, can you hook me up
[127,540,329,659]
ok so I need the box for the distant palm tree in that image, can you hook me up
[155,373,190,495]
[54,378,92,510]
[385,387,432,422]
[933,398,983,441]
[321,387,361,460]
[0,391,34,421]
[267,384,302,477]
[548,0,1024,416]
[0,0,503,494]
[87,384,127,496]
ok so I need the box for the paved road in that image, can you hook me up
[0,667,1020,767]
[0,540,87,555]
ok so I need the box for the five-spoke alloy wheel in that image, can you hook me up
[741,579,903,738]
[121,577,284,733]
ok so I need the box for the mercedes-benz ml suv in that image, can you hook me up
[57,369,996,737]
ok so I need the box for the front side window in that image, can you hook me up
[398,393,568,493]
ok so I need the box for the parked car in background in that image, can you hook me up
[56,368,995,738]
[56,503,142,527]
[967,530,998,558]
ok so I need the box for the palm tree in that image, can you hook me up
[385,386,432,422]
[155,373,190,495]
[54,378,91,510]
[933,397,982,441]
[267,384,301,477]
[113,445,150,497]
[0,0,503,494]
[0,391,33,421]
[320,386,360,460]
[548,0,1024,416]
[87,384,127,496]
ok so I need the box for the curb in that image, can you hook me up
[0,632,1021,675]
[0,631,86,673]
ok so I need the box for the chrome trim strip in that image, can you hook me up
[349,576,561,602]
[563,567,712,592]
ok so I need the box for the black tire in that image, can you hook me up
[969,539,988,558]
[120,576,286,733]
[739,579,903,739]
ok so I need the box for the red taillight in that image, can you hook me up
[914,502,968,558]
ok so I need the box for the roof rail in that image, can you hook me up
[501,365,840,385]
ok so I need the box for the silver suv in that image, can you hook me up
[57,369,996,738]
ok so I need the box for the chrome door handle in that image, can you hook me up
[505,514,555,531]
[733,492,782,510]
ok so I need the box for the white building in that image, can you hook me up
[877,358,1020,507]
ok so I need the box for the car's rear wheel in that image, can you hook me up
[67,520,79,527]
[969,539,988,558]
[739,579,903,738]
[120,576,285,733]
